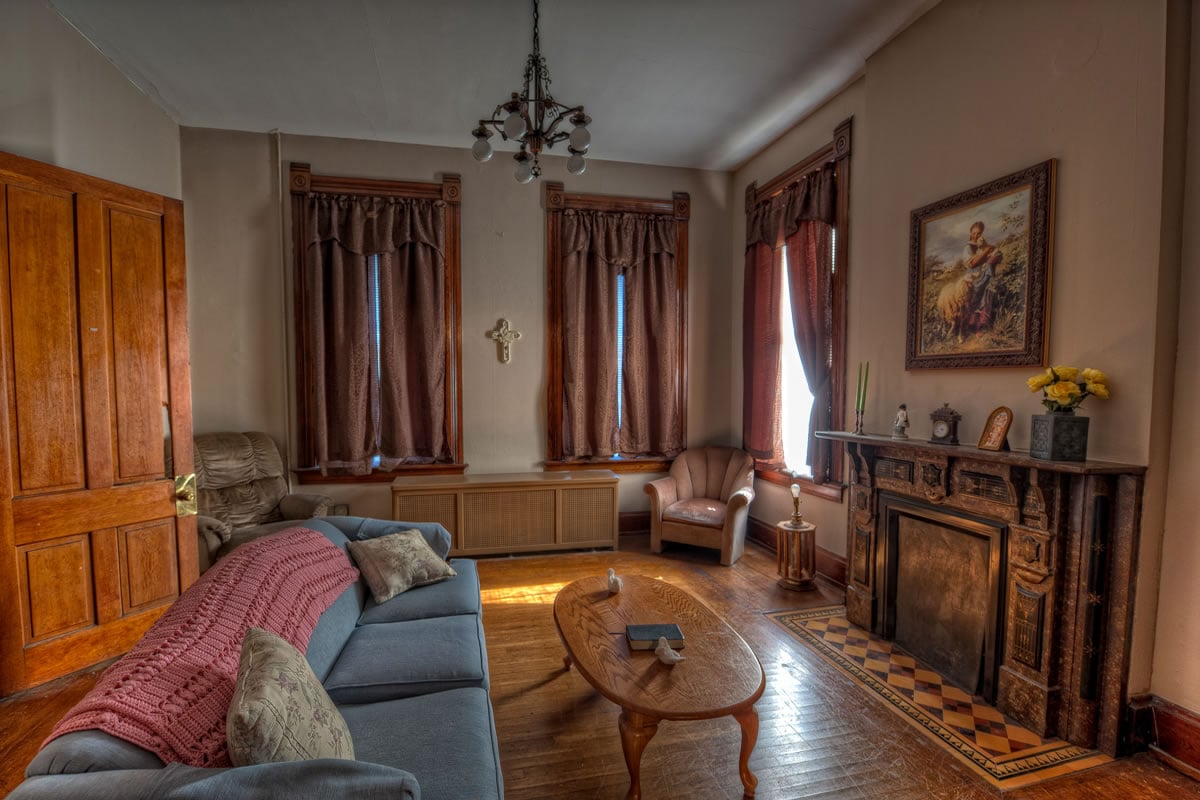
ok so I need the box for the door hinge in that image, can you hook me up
[175,473,198,517]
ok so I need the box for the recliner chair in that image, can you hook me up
[194,431,333,572]
[645,445,756,565]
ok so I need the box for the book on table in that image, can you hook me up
[626,623,685,650]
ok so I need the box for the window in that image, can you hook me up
[743,120,851,497]
[778,244,815,477]
[288,163,463,481]
[543,182,690,471]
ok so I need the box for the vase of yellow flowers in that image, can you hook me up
[1026,366,1110,461]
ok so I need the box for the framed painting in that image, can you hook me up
[905,159,1056,369]
[976,406,1013,451]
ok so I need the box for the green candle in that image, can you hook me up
[862,362,869,412]
[856,362,863,411]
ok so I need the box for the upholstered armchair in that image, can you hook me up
[194,431,333,572]
[645,446,756,565]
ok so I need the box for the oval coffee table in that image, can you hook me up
[553,574,766,799]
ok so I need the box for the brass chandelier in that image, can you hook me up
[470,0,591,183]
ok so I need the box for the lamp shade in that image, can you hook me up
[471,138,493,162]
[503,111,527,140]
[566,151,586,175]
[568,125,591,152]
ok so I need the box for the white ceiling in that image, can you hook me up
[48,0,931,171]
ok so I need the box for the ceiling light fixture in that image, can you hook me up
[470,0,591,183]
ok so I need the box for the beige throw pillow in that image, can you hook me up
[227,627,355,766]
[347,528,457,604]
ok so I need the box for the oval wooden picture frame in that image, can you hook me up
[977,406,1014,451]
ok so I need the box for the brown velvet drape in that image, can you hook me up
[561,210,682,458]
[303,194,448,474]
[743,163,836,476]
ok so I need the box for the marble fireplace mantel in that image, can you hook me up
[816,431,1146,757]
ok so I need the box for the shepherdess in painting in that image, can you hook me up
[918,187,1031,357]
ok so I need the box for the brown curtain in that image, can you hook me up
[561,210,682,458]
[303,194,447,474]
[743,164,836,474]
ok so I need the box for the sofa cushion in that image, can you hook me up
[331,516,453,560]
[10,760,420,800]
[347,529,457,604]
[341,688,503,800]
[25,731,164,777]
[323,615,488,704]
[358,559,480,624]
[227,628,355,766]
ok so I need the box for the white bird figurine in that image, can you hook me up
[655,637,685,665]
[607,568,623,594]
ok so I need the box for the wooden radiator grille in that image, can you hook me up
[394,494,458,538]
[462,490,556,549]
[561,488,616,543]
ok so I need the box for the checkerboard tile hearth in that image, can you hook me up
[767,606,1111,790]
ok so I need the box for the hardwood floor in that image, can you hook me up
[478,535,1198,800]
[1,534,1197,799]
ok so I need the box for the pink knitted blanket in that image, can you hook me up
[45,526,360,767]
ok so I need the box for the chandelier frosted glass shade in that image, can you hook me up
[568,124,590,152]
[470,0,593,184]
[514,152,535,184]
[566,150,586,176]
[471,137,493,162]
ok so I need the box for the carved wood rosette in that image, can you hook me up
[815,432,1145,757]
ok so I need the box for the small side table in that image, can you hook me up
[776,519,817,591]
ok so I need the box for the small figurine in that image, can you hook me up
[607,567,623,594]
[654,637,685,665]
[892,403,910,439]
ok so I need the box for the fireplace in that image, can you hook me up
[818,431,1145,757]
[880,495,1004,700]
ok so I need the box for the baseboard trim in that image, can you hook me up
[748,517,846,588]
[619,511,650,536]
[1145,695,1200,777]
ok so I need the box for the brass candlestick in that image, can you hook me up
[790,483,804,524]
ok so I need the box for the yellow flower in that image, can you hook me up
[1027,369,1054,392]
[1052,365,1079,382]
[1045,380,1082,405]
[1081,368,1107,386]
[1087,382,1110,400]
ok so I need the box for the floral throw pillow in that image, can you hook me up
[227,627,355,766]
[347,528,457,605]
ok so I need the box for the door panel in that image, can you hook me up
[108,206,168,484]
[5,184,86,495]
[19,536,94,641]
[119,519,178,612]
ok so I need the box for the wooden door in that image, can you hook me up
[0,152,196,696]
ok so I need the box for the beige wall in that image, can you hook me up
[182,130,733,519]
[732,0,1184,697]
[1153,0,1200,713]
[0,0,180,197]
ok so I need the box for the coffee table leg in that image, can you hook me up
[734,707,760,798]
[618,708,659,800]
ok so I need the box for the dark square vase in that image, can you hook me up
[1030,412,1089,461]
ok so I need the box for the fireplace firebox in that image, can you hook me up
[817,431,1145,757]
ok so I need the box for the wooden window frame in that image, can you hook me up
[288,163,464,482]
[744,119,851,501]
[543,181,690,473]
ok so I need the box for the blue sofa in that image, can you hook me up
[10,516,504,800]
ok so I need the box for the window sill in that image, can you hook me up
[294,463,468,484]
[754,467,845,502]
[545,457,672,474]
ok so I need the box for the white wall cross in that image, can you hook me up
[487,318,522,364]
